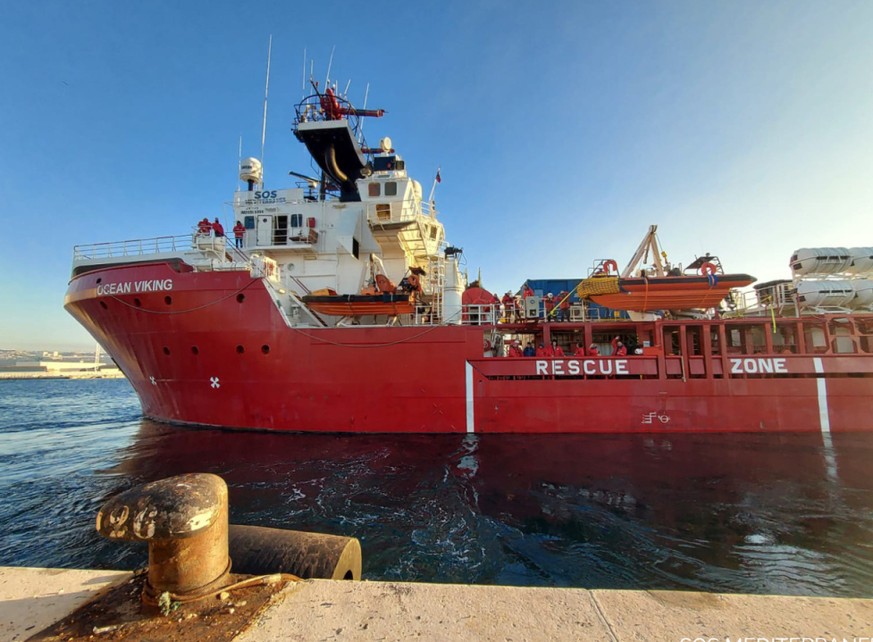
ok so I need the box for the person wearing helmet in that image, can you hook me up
[612,336,627,356]
[543,293,555,322]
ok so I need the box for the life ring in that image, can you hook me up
[603,259,618,275]
[484,339,492,351]
[699,262,717,276]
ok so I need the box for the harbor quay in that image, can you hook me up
[2,566,871,641]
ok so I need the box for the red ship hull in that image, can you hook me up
[64,262,873,434]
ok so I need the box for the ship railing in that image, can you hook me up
[293,93,366,140]
[725,287,800,318]
[366,200,419,227]
[73,235,194,261]
[462,304,500,326]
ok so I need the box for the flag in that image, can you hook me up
[435,168,441,183]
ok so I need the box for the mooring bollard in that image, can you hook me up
[96,473,230,603]
[229,524,362,580]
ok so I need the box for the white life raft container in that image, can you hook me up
[795,279,873,310]
[791,247,873,276]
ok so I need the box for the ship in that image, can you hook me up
[64,82,873,434]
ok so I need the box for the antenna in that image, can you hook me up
[260,34,272,184]
[343,79,351,97]
[325,45,335,87]
[359,82,370,142]
[237,135,243,192]
[301,47,307,99]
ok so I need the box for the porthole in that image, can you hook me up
[237,294,245,303]
[96,277,102,284]
[261,345,270,354]
[164,296,172,305]
[99,301,108,310]
[236,345,245,354]
[163,347,170,356]
[191,346,199,355]
[134,298,141,307]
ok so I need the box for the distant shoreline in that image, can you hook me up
[0,371,125,380]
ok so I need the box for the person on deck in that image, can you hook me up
[588,343,600,356]
[551,339,565,357]
[574,342,587,356]
[523,342,535,357]
[557,291,571,322]
[536,342,548,357]
[612,336,627,356]
[501,292,514,322]
[233,220,245,248]
[508,340,523,358]
[543,293,555,322]
[212,217,225,237]
[197,217,212,235]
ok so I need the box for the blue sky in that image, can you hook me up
[2,1,871,350]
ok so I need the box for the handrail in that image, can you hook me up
[73,234,193,261]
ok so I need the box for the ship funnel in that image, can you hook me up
[240,157,263,191]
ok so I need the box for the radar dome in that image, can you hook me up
[379,137,392,152]
[240,157,263,184]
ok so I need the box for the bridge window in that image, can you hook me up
[385,182,398,196]
[290,214,303,228]
[368,183,380,197]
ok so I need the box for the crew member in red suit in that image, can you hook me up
[536,343,548,357]
[233,220,245,248]
[197,217,212,235]
[543,293,555,322]
[588,343,600,356]
[574,342,587,356]
[501,292,514,322]
[212,217,225,237]
[551,340,565,357]
[557,291,571,322]
[612,336,627,356]
[508,340,523,357]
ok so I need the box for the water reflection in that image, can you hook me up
[101,421,873,595]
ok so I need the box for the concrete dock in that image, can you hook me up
[2,566,871,641]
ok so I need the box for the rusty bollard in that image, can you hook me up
[96,473,230,604]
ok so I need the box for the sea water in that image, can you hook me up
[1,378,872,596]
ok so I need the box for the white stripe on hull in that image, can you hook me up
[813,357,831,434]
[465,361,475,433]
